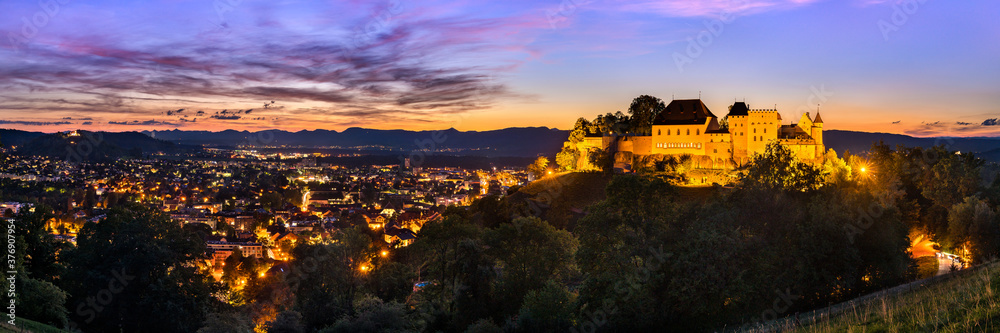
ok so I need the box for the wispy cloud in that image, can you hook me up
[904,118,1000,137]
[0,1,543,130]
[108,120,179,126]
[610,0,822,18]
[0,120,73,126]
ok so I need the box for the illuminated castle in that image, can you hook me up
[574,99,824,173]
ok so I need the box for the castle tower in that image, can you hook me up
[812,112,824,157]
[747,108,779,156]
[726,102,750,163]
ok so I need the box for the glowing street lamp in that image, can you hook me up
[381,250,388,257]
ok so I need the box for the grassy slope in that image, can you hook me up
[0,318,66,333]
[514,172,723,230]
[514,172,613,230]
[751,261,1000,333]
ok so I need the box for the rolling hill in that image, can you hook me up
[15,130,181,162]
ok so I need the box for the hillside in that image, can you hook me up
[513,172,722,230]
[512,172,613,230]
[745,261,1000,332]
[16,130,180,162]
[0,128,45,147]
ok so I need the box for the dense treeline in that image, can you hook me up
[10,141,1000,332]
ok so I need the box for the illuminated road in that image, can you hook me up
[910,233,953,276]
[937,255,956,276]
[910,234,936,258]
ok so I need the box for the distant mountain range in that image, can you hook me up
[824,130,1000,159]
[4,127,1000,162]
[140,127,570,157]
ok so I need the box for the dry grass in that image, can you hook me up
[755,262,1000,333]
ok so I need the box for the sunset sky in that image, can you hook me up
[1,0,998,136]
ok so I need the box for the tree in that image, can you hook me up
[265,310,305,333]
[19,275,69,327]
[197,312,253,333]
[527,156,550,179]
[222,248,260,289]
[948,196,999,264]
[516,280,577,332]
[590,112,629,136]
[289,227,377,330]
[821,148,852,185]
[627,95,665,135]
[407,216,493,330]
[555,146,580,172]
[62,204,219,333]
[15,205,69,283]
[261,192,284,211]
[923,150,983,217]
[740,142,823,192]
[485,217,578,316]
[463,319,502,333]
[366,261,415,303]
[568,118,590,144]
[322,296,411,333]
[587,147,614,174]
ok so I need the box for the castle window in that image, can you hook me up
[753,136,756,142]
[676,129,680,135]
[686,129,690,135]
[658,129,661,135]
[764,128,767,133]
[753,128,757,133]
[714,149,717,153]
[696,129,700,135]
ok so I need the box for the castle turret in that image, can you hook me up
[812,112,824,157]
[811,112,823,145]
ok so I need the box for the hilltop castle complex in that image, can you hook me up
[572,99,825,182]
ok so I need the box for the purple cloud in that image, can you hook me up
[0,120,73,126]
